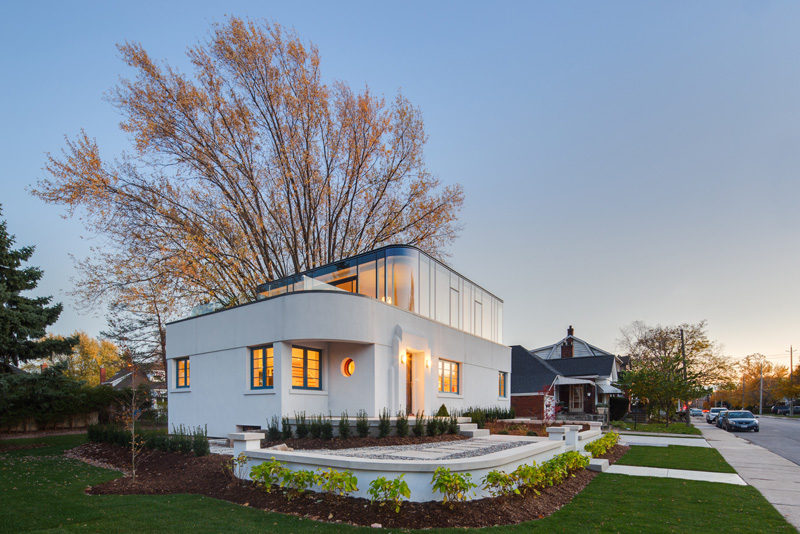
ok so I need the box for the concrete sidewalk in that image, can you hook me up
[699,423,800,529]
[605,464,746,485]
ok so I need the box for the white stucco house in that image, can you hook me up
[166,245,511,437]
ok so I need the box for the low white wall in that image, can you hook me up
[239,439,565,502]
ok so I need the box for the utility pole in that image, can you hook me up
[760,361,764,416]
[742,374,745,410]
[791,346,794,416]
[680,328,687,411]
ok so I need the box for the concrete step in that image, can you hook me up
[457,423,478,431]
[460,428,490,438]
[588,458,609,472]
[456,416,472,423]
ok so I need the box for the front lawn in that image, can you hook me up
[609,420,702,435]
[1,434,793,533]
[616,445,736,473]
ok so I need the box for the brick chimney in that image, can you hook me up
[100,367,107,383]
[561,325,574,358]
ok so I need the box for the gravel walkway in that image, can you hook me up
[301,437,529,460]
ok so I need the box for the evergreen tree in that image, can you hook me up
[0,205,77,365]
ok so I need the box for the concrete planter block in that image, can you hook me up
[588,458,609,472]
[230,432,265,455]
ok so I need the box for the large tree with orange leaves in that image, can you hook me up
[33,18,463,364]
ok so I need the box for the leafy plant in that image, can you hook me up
[368,474,411,513]
[395,411,409,437]
[267,415,282,441]
[513,463,544,495]
[431,467,477,505]
[584,431,620,458]
[412,410,425,437]
[320,416,333,440]
[378,408,391,438]
[281,416,293,439]
[295,412,308,439]
[281,469,318,500]
[482,469,520,497]
[250,457,289,492]
[224,452,250,483]
[338,412,350,439]
[356,409,370,438]
[317,468,358,496]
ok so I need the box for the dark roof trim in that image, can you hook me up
[255,244,503,303]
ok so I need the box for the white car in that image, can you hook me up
[706,407,725,424]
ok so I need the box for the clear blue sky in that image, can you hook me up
[2,1,799,366]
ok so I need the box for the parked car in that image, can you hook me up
[706,407,725,424]
[715,409,729,428]
[723,410,759,432]
[689,408,703,417]
[775,405,800,415]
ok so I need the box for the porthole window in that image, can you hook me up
[341,358,355,377]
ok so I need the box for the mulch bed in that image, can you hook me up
[260,434,467,450]
[67,441,631,528]
[484,422,590,437]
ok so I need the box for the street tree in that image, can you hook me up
[0,205,77,366]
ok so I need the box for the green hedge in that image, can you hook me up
[458,406,515,429]
[88,424,209,456]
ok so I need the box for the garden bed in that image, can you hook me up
[68,442,630,529]
[484,421,589,437]
[260,434,467,450]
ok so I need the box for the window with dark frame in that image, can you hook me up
[251,345,274,389]
[176,357,190,388]
[291,346,321,389]
[438,358,460,394]
[499,371,507,397]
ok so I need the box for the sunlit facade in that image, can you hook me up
[256,245,503,343]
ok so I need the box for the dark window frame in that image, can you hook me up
[291,345,323,390]
[499,371,507,397]
[176,357,190,389]
[250,344,274,390]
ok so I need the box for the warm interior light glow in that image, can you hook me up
[400,352,406,364]
[341,358,355,377]
[425,355,431,369]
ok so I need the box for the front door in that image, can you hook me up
[570,385,584,412]
[405,352,413,415]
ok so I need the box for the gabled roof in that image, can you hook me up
[530,334,616,360]
[510,345,558,394]
[102,368,165,390]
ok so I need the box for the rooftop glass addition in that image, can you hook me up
[256,245,503,343]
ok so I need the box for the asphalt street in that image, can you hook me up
[715,415,800,466]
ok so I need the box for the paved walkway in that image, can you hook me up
[699,422,800,529]
[617,430,703,438]
[605,464,746,485]
[618,434,711,448]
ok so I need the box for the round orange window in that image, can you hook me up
[342,358,355,377]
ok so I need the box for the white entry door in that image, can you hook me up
[570,385,584,412]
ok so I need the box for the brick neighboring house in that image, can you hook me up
[511,326,624,419]
[101,365,167,411]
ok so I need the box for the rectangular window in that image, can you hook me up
[176,357,190,388]
[499,371,507,397]
[291,346,322,390]
[250,345,274,389]
[438,358,460,394]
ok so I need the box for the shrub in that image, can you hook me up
[395,411,409,437]
[447,416,459,435]
[426,417,441,436]
[281,469,318,500]
[378,408,391,438]
[224,452,249,482]
[317,468,358,496]
[338,412,350,439]
[512,463,544,494]
[281,416,293,439]
[192,425,210,456]
[368,474,411,513]
[461,406,515,428]
[250,457,289,492]
[584,431,620,458]
[481,469,520,497]
[412,411,425,437]
[267,415,282,441]
[320,416,333,440]
[295,412,309,439]
[526,430,537,437]
[431,467,477,505]
[436,404,449,417]
[356,410,370,438]
[497,429,509,435]
[309,415,323,439]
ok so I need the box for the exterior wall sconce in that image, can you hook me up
[425,355,431,369]
[400,352,407,365]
